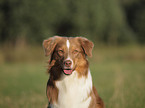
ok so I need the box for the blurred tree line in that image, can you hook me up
[0,0,145,45]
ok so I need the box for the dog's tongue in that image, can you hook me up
[63,70,73,75]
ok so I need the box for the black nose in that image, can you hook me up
[64,60,72,67]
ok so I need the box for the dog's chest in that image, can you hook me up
[52,71,92,108]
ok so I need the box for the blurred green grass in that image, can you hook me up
[0,45,145,108]
[0,63,48,108]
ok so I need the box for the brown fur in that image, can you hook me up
[77,37,94,57]
[89,86,104,108]
[43,36,62,56]
[46,79,58,104]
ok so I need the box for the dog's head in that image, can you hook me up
[43,36,94,76]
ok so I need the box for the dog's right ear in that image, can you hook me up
[43,36,60,56]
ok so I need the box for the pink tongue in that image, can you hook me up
[63,70,73,75]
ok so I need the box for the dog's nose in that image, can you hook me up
[64,60,72,67]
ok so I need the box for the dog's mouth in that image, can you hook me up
[63,69,73,75]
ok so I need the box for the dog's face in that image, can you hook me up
[43,36,94,76]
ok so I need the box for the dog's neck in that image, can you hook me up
[54,70,93,108]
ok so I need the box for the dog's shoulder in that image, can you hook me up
[46,79,58,104]
[89,86,104,108]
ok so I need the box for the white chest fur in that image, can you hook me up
[52,70,93,108]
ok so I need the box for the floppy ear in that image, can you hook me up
[43,36,60,56]
[78,37,94,57]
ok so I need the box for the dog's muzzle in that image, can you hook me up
[63,60,73,75]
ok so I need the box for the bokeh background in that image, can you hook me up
[0,0,145,108]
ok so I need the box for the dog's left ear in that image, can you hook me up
[78,37,94,57]
[43,36,61,56]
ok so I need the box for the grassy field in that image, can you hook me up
[0,45,145,108]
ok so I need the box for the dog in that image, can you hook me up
[43,36,104,108]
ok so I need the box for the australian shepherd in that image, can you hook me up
[43,36,104,108]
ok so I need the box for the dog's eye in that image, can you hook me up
[58,50,64,55]
[73,50,79,54]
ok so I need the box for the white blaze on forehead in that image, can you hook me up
[66,39,70,49]
[66,39,73,68]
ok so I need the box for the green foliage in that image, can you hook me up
[0,0,144,45]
